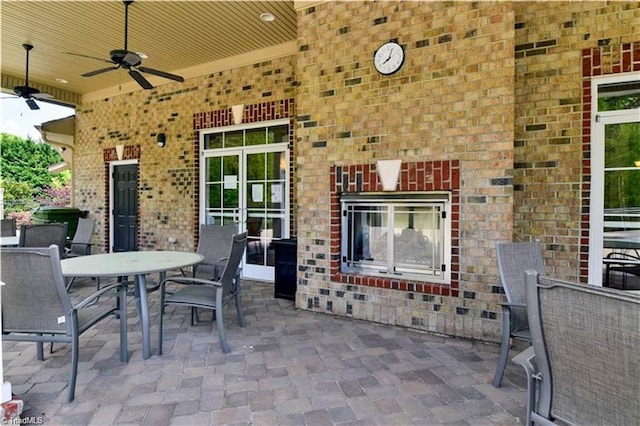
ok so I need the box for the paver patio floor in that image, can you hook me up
[3,277,528,425]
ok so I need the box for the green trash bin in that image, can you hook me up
[32,207,89,239]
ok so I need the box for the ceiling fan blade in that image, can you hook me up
[138,66,185,82]
[82,66,120,77]
[36,97,77,110]
[129,70,153,90]
[64,51,113,63]
[26,98,39,110]
[32,92,53,100]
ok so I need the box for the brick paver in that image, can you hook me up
[2,277,528,425]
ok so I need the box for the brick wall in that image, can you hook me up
[513,2,640,282]
[295,1,515,341]
[73,56,296,252]
[70,1,640,344]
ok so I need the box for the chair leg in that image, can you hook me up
[36,338,44,361]
[235,288,245,327]
[158,291,164,356]
[216,288,230,354]
[65,276,76,291]
[68,332,79,402]
[493,308,512,388]
[118,286,128,362]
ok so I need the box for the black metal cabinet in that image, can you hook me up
[273,238,297,300]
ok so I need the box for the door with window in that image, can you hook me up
[201,121,289,281]
[588,75,640,286]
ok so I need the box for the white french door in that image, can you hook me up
[588,74,640,286]
[200,124,289,282]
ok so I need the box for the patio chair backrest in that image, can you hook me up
[496,241,544,305]
[1,218,17,237]
[68,217,95,256]
[524,270,640,424]
[1,245,72,336]
[196,224,237,279]
[19,222,68,258]
[218,231,248,297]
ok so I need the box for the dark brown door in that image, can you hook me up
[113,164,138,252]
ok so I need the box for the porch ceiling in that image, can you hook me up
[1,1,298,107]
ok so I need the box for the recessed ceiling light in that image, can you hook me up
[260,12,275,22]
[56,78,68,84]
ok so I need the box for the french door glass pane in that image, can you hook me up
[603,122,640,236]
[205,155,238,225]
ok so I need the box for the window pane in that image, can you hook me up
[598,81,640,112]
[246,128,265,146]
[269,125,289,144]
[204,133,223,150]
[225,130,243,148]
[207,183,221,209]
[208,157,221,182]
[247,153,265,181]
[266,152,286,180]
[604,122,640,168]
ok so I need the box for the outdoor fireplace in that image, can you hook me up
[330,160,460,296]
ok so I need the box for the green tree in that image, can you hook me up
[0,132,63,194]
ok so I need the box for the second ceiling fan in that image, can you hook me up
[69,0,184,90]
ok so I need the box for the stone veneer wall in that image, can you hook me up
[513,2,640,282]
[295,1,516,341]
[73,56,296,253]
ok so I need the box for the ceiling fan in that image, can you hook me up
[66,0,184,90]
[10,43,57,110]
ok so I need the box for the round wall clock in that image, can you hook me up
[374,41,405,75]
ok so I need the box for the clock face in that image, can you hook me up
[374,42,405,75]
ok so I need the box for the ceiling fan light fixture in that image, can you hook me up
[260,12,275,22]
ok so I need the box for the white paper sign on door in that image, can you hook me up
[252,184,264,202]
[224,175,237,189]
[271,184,283,203]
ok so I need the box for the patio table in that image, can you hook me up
[61,251,203,359]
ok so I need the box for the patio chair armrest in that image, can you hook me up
[65,242,93,255]
[512,346,535,372]
[73,282,126,310]
[161,275,222,288]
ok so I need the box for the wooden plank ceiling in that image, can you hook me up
[1,1,297,106]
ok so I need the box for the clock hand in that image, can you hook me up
[383,51,394,64]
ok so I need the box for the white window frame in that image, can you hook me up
[588,72,640,286]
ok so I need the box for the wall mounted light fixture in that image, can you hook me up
[157,133,166,148]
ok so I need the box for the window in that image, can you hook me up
[203,124,288,150]
[588,75,640,286]
[341,193,451,283]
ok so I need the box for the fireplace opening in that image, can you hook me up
[340,192,451,283]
